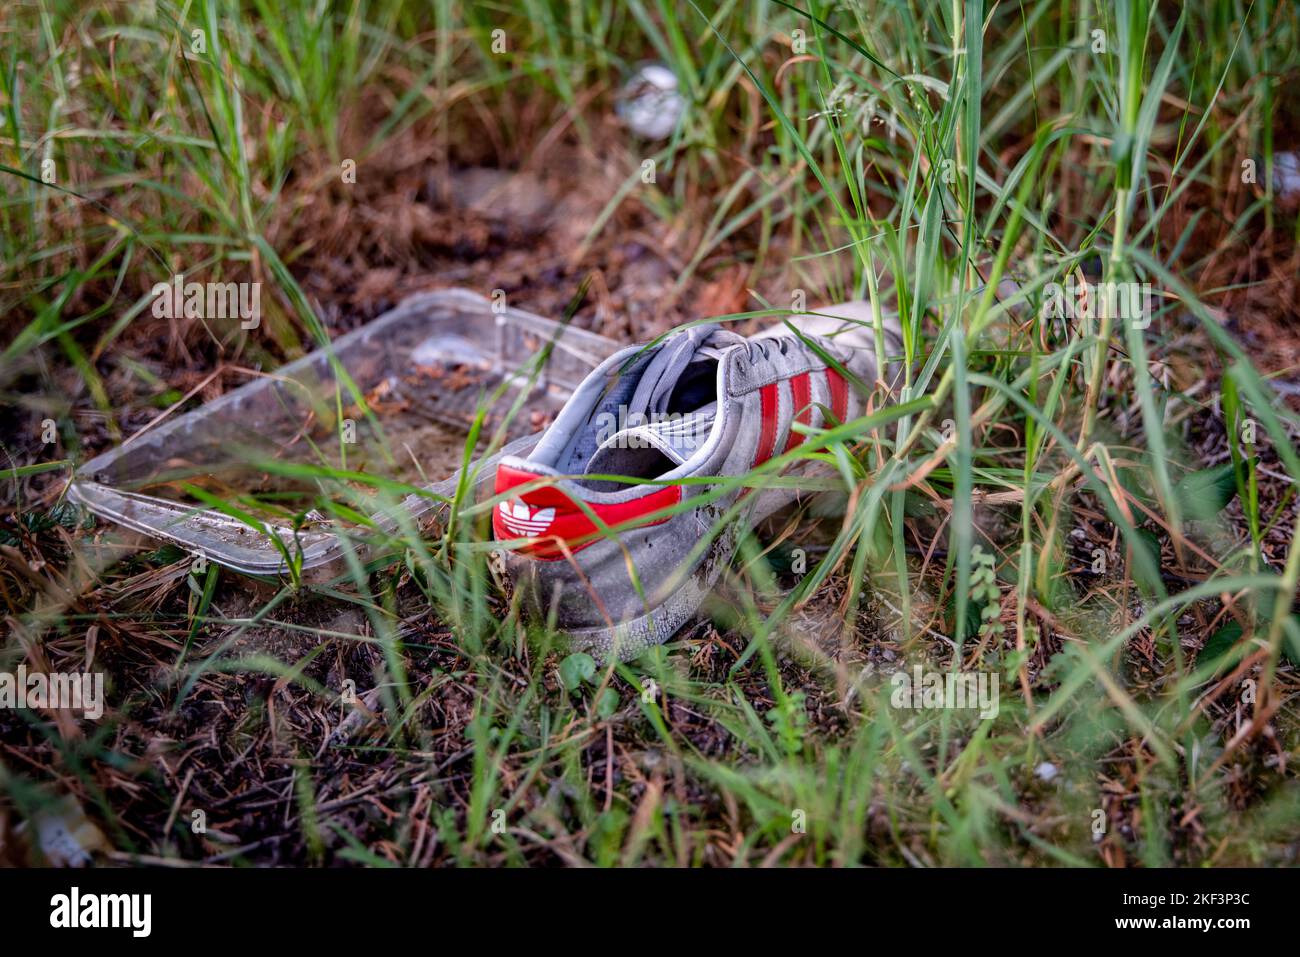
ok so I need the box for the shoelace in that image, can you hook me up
[623,328,803,419]
[744,337,791,362]
[626,327,742,418]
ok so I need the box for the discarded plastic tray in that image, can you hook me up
[69,289,621,579]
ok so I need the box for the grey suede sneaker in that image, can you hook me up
[492,301,904,660]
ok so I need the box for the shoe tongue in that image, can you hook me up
[588,403,716,470]
[626,326,734,417]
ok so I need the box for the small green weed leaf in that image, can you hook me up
[595,687,620,719]
[1199,620,1243,666]
[1173,464,1238,523]
[559,652,596,691]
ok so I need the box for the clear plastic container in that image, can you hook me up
[69,289,620,579]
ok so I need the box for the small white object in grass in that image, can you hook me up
[1035,761,1058,782]
[1273,152,1300,202]
[617,64,685,140]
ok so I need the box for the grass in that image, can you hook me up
[1,0,1299,866]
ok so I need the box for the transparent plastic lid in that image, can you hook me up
[69,289,620,579]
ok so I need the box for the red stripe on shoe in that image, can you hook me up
[782,372,813,453]
[493,463,681,560]
[826,367,848,422]
[752,382,780,467]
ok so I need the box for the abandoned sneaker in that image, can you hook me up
[492,301,905,660]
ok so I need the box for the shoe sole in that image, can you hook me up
[548,484,804,661]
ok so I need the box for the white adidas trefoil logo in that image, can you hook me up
[498,500,557,537]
